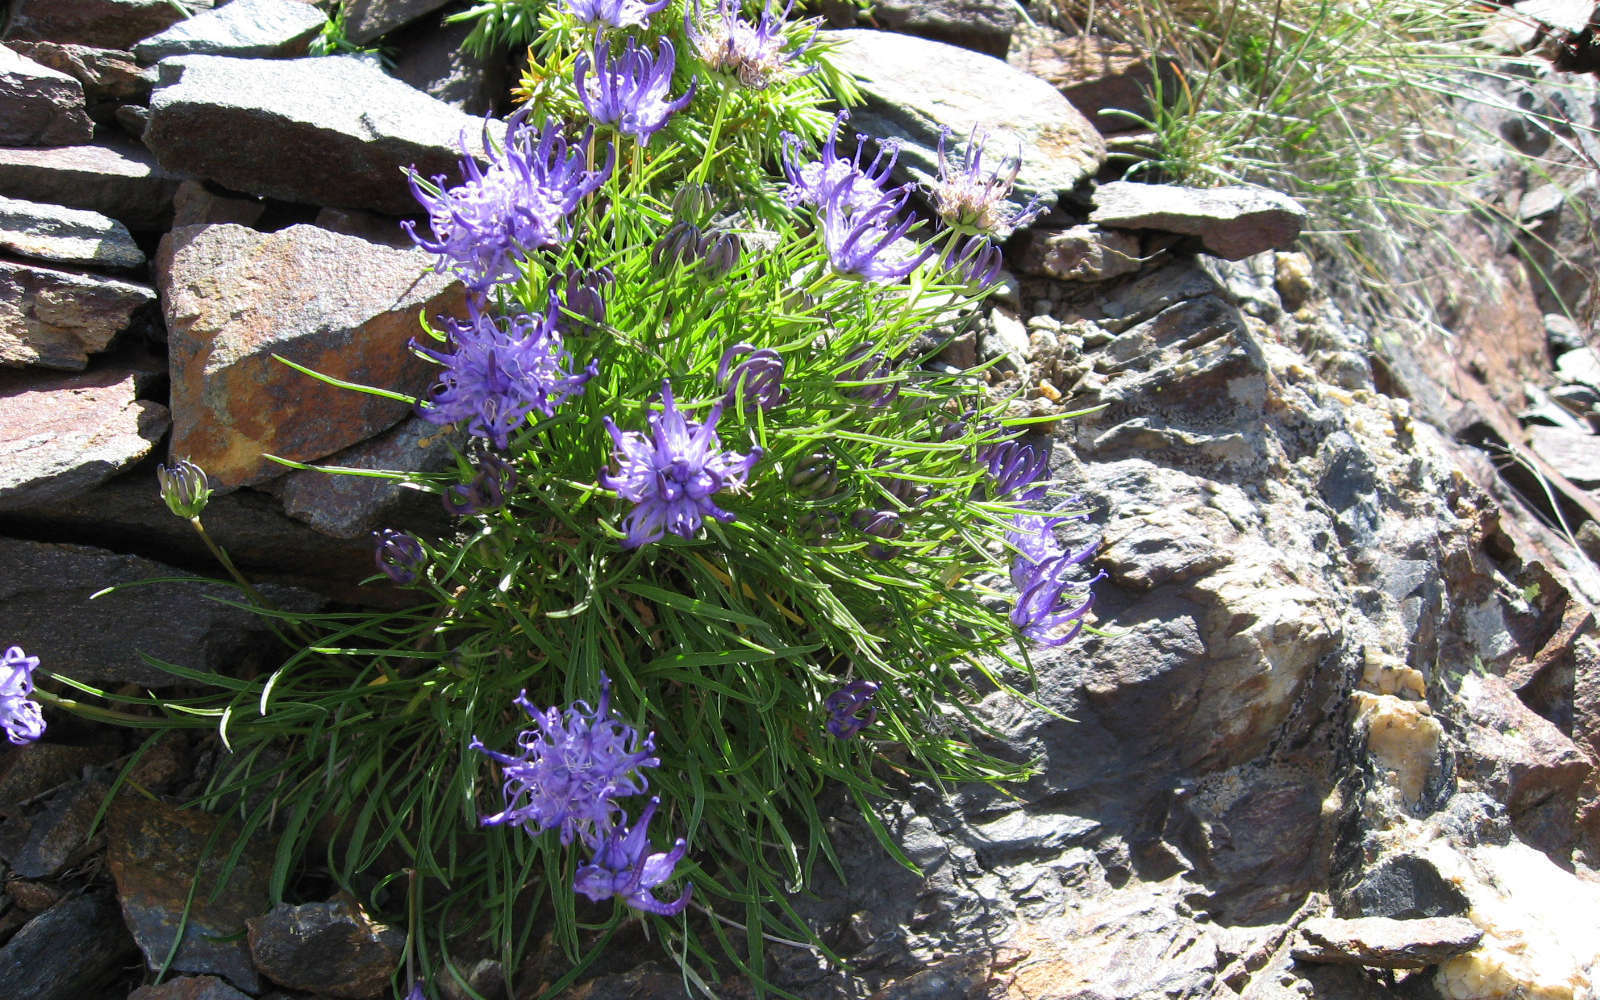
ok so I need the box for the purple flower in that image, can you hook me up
[716,344,787,412]
[781,112,901,213]
[929,126,1046,236]
[560,0,668,28]
[1007,513,1101,647]
[575,37,695,145]
[1,647,44,746]
[985,439,1048,501]
[471,675,659,846]
[850,508,904,560]
[573,796,692,916]
[443,451,518,516]
[404,112,613,291]
[817,175,933,284]
[685,0,815,90]
[415,297,596,450]
[824,679,879,739]
[555,265,614,336]
[600,381,763,548]
[373,529,426,585]
[943,235,1004,288]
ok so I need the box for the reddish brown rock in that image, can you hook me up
[0,260,156,370]
[1292,916,1483,969]
[0,362,168,509]
[0,45,94,147]
[1013,36,1162,135]
[3,0,206,50]
[156,223,466,490]
[0,136,180,229]
[106,797,270,993]
[247,895,405,998]
[128,976,254,1000]
[4,41,152,121]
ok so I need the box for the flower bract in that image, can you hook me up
[685,0,815,90]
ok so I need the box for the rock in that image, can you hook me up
[0,45,95,147]
[389,14,508,117]
[0,742,116,805]
[116,103,152,137]
[156,223,466,489]
[0,195,145,270]
[171,179,266,229]
[1355,691,1444,811]
[1274,251,1316,310]
[107,797,272,993]
[0,260,156,370]
[2,41,151,125]
[247,895,406,999]
[272,416,461,538]
[128,977,256,1000]
[1527,424,1600,485]
[0,362,168,509]
[821,29,1105,219]
[144,54,495,215]
[869,0,1016,57]
[134,0,327,62]
[0,538,319,688]
[1291,916,1482,970]
[1514,0,1594,35]
[0,136,181,230]
[0,781,107,878]
[312,205,411,247]
[1556,346,1600,389]
[1017,225,1143,282]
[1336,854,1470,921]
[0,891,137,1000]
[343,0,454,44]
[1545,311,1586,354]
[1012,35,1159,136]
[1090,181,1307,260]
[3,0,210,49]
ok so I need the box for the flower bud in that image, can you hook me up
[557,265,614,336]
[651,221,703,272]
[671,183,717,227]
[697,231,741,279]
[788,453,839,499]
[157,459,211,519]
[373,529,427,585]
[717,344,786,412]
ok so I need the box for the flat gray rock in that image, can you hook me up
[143,54,497,215]
[0,363,168,511]
[0,260,156,370]
[1291,916,1483,969]
[3,0,212,50]
[134,0,327,62]
[0,195,145,270]
[0,45,95,147]
[344,0,454,45]
[869,0,1017,58]
[0,137,181,229]
[272,416,461,539]
[821,29,1105,223]
[1090,181,1307,260]
[0,892,136,1000]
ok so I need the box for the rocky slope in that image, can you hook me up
[0,1,1597,999]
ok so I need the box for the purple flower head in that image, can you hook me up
[717,344,787,412]
[575,37,695,145]
[600,381,764,548]
[573,797,692,916]
[781,112,902,213]
[943,235,1004,289]
[443,451,518,516]
[556,265,614,336]
[986,439,1049,501]
[837,346,900,406]
[930,126,1047,237]
[373,529,426,585]
[1,646,44,746]
[850,507,904,560]
[824,679,878,739]
[404,111,614,291]
[697,230,741,278]
[415,296,597,450]
[559,0,669,28]
[471,674,660,846]
[1007,512,1102,647]
[651,221,704,273]
[817,175,933,284]
[686,0,816,90]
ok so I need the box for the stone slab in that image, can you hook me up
[134,0,327,61]
[0,44,95,147]
[0,195,145,269]
[1090,181,1307,260]
[0,259,156,370]
[0,135,181,230]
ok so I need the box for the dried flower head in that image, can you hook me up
[471,675,660,846]
[575,37,695,145]
[600,381,764,548]
[573,796,692,915]
[0,646,45,746]
[929,126,1047,237]
[404,112,613,290]
[373,529,426,585]
[559,0,669,28]
[415,297,596,450]
[157,458,211,519]
[685,0,815,90]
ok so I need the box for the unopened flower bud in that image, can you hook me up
[557,265,614,335]
[157,459,211,519]
[837,346,900,406]
[697,231,741,278]
[651,221,702,272]
[851,508,904,560]
[717,344,786,412]
[788,453,839,499]
[373,529,427,585]
[671,183,717,227]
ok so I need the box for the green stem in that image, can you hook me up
[189,516,314,646]
[33,689,187,727]
[691,85,732,187]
